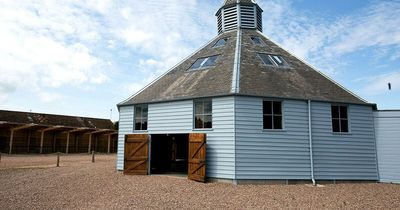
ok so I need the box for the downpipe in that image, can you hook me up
[308,100,316,186]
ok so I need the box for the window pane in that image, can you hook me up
[190,58,206,69]
[142,106,148,118]
[135,120,142,130]
[332,119,340,132]
[214,38,226,47]
[204,115,212,128]
[142,121,148,130]
[331,106,339,118]
[340,106,348,119]
[203,55,219,67]
[135,106,142,118]
[259,54,274,66]
[341,120,348,132]
[203,101,212,114]
[251,36,262,44]
[273,116,282,129]
[263,115,272,129]
[271,55,287,67]
[273,101,282,114]
[195,115,204,129]
[263,101,272,114]
[195,101,203,115]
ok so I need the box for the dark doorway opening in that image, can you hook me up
[150,134,189,175]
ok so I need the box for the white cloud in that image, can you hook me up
[259,0,400,74]
[37,91,63,103]
[0,0,109,99]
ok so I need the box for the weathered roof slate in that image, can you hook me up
[120,29,368,106]
[120,30,238,105]
[0,110,115,129]
[238,30,366,104]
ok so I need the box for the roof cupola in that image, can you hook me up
[216,0,263,34]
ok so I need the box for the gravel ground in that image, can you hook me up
[0,155,399,210]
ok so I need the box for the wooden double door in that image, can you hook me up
[124,133,206,182]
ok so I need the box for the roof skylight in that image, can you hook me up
[251,36,263,45]
[213,38,228,47]
[258,53,289,68]
[189,55,219,70]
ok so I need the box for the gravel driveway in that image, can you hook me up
[0,154,399,210]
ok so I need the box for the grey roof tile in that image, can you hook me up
[120,29,367,106]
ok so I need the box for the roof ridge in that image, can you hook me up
[255,30,369,104]
[231,29,242,93]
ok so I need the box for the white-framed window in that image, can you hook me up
[134,104,148,131]
[258,53,289,68]
[263,101,283,130]
[194,99,212,129]
[331,105,349,133]
[189,55,219,70]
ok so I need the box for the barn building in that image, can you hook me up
[0,110,117,154]
[117,0,381,183]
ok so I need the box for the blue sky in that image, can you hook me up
[0,0,399,121]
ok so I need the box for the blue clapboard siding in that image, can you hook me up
[311,102,378,180]
[148,100,193,133]
[374,111,400,183]
[147,97,236,179]
[235,97,312,180]
[116,106,134,171]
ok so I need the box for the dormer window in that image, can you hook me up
[213,38,228,48]
[189,55,219,70]
[258,53,289,68]
[251,36,263,45]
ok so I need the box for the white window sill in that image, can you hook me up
[192,128,214,132]
[262,129,286,132]
[332,132,352,135]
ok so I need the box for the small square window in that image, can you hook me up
[331,105,349,133]
[251,36,263,45]
[213,38,228,47]
[189,55,219,70]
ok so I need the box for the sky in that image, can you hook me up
[0,0,399,121]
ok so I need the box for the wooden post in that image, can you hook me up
[66,132,70,154]
[27,130,31,153]
[92,150,95,163]
[107,135,111,154]
[88,133,92,154]
[57,152,60,167]
[95,136,98,152]
[40,131,45,154]
[75,135,78,153]
[53,133,56,153]
[9,129,14,154]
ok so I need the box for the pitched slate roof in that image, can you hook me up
[120,30,238,105]
[119,1,369,106]
[0,110,115,129]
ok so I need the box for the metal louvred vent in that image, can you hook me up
[216,1,263,34]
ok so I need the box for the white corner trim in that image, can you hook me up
[118,35,221,106]
[256,31,368,103]
[231,29,242,93]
